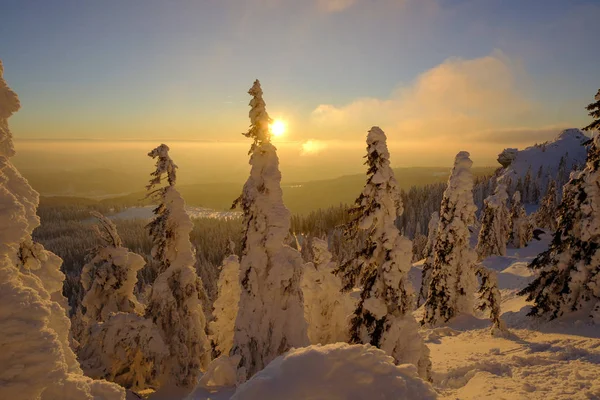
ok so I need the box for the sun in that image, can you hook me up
[270,119,286,138]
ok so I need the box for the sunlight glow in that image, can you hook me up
[270,119,286,137]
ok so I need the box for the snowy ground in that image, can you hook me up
[421,234,600,400]
[110,205,241,221]
[142,232,600,400]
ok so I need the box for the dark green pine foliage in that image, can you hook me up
[519,135,600,321]
[583,89,600,132]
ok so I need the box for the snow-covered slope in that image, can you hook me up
[497,128,589,199]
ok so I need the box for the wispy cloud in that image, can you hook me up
[300,139,328,155]
[316,0,357,13]
[310,50,541,145]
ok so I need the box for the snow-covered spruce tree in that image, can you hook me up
[534,179,558,231]
[0,60,125,400]
[230,80,308,381]
[509,191,532,248]
[519,134,600,321]
[335,126,431,379]
[77,212,166,391]
[423,151,478,326]
[301,237,355,345]
[476,181,510,260]
[583,88,600,132]
[417,211,439,307]
[79,212,144,329]
[475,266,505,333]
[144,144,211,387]
[209,242,241,358]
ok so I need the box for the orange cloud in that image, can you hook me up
[310,51,540,144]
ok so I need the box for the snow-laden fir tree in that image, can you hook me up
[519,134,600,321]
[476,181,510,259]
[417,211,439,307]
[534,179,558,231]
[231,80,308,381]
[423,151,478,326]
[301,237,355,345]
[79,212,144,329]
[209,242,241,358]
[0,60,125,400]
[583,88,600,132]
[335,126,431,379]
[77,212,167,391]
[509,191,532,248]
[475,266,505,333]
[144,144,211,387]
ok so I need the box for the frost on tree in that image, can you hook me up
[0,60,125,400]
[417,211,439,307]
[423,151,478,326]
[476,181,510,260]
[335,126,431,379]
[519,134,600,322]
[509,191,532,248]
[144,144,211,387]
[76,212,166,391]
[79,212,144,330]
[475,266,505,333]
[301,237,355,345]
[231,80,308,381]
[209,243,241,358]
[534,179,558,231]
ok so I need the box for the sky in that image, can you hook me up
[1,0,599,180]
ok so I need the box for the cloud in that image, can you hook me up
[316,0,357,13]
[310,51,542,146]
[300,139,328,155]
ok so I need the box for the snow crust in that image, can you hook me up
[232,343,437,400]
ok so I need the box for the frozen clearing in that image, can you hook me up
[422,233,600,400]
[174,232,600,400]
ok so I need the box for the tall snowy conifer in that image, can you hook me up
[476,181,510,259]
[417,211,439,307]
[534,179,558,231]
[423,151,478,326]
[77,212,166,391]
[0,60,125,400]
[144,144,210,387]
[509,191,532,248]
[301,237,355,345]
[583,89,600,132]
[519,134,600,321]
[209,243,241,358]
[231,80,308,381]
[335,127,431,379]
[79,212,144,328]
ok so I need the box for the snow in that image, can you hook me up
[498,128,589,199]
[301,237,355,345]
[423,151,478,325]
[416,235,600,399]
[0,59,125,400]
[209,253,241,357]
[231,344,437,400]
[231,80,308,381]
[145,146,211,387]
